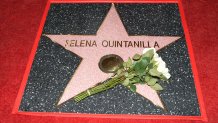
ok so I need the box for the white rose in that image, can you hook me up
[153,57,164,65]
[163,72,171,79]
[143,48,156,54]
[152,52,171,79]
[156,60,171,79]
[143,47,171,79]
[154,53,159,59]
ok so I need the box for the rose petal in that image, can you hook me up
[163,73,171,79]
[143,48,156,54]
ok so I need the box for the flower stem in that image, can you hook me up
[74,75,125,102]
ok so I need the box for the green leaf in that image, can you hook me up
[128,74,135,79]
[151,83,163,91]
[148,63,154,69]
[133,54,141,61]
[129,84,136,92]
[123,62,127,68]
[126,57,132,67]
[149,68,161,77]
[132,76,140,82]
[140,81,146,84]
[133,63,143,73]
[160,74,168,81]
[142,56,150,61]
[130,77,140,84]
[133,57,149,74]
[142,49,154,58]
[124,72,129,77]
[144,75,150,82]
[117,69,122,75]
[122,78,130,86]
[147,78,158,86]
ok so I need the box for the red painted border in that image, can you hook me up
[17,111,203,120]
[12,0,207,121]
[51,0,177,3]
[178,0,207,121]
[12,0,51,114]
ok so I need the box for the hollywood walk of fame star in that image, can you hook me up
[44,4,180,108]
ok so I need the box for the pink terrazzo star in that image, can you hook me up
[45,4,180,108]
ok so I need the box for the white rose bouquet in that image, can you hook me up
[74,48,171,102]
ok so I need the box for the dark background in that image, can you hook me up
[0,0,217,123]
